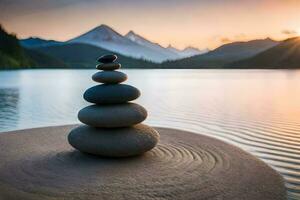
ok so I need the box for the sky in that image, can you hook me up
[1,0,300,50]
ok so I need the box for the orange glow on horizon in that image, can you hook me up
[1,0,300,49]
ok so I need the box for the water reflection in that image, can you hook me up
[0,69,300,199]
[0,88,19,130]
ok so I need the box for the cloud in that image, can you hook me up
[220,37,232,43]
[220,34,246,43]
[282,29,297,35]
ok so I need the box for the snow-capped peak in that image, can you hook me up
[68,24,205,62]
[125,31,181,60]
[125,31,161,47]
[167,45,207,57]
[74,24,126,43]
[167,45,182,54]
[182,46,205,55]
[125,31,141,43]
[125,30,136,39]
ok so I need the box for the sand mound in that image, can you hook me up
[0,125,286,200]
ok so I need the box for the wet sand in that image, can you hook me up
[0,125,286,200]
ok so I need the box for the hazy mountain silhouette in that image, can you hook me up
[229,37,300,68]
[161,38,279,68]
[125,31,204,59]
[4,23,300,69]
[125,31,180,60]
[67,24,203,62]
[68,25,168,62]
[0,25,65,69]
[20,37,62,48]
[166,45,207,58]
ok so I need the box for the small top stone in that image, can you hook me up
[96,63,121,71]
[98,55,117,63]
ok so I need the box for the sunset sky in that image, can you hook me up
[1,0,300,50]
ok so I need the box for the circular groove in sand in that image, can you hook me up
[0,125,286,200]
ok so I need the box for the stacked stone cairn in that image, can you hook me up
[68,55,159,157]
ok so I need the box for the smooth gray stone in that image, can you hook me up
[92,71,127,84]
[97,54,117,63]
[68,124,160,157]
[96,63,121,70]
[78,103,147,127]
[84,84,140,104]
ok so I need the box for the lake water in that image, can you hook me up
[1,69,300,199]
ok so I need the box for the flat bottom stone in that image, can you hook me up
[0,125,286,200]
[68,124,159,157]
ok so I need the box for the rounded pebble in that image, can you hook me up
[92,71,127,84]
[84,84,140,104]
[97,54,117,63]
[96,63,121,70]
[68,124,159,157]
[78,103,147,127]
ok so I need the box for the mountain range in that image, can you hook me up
[20,37,62,48]
[67,25,204,62]
[0,25,157,69]
[229,37,300,69]
[161,38,279,68]
[0,25,67,69]
[2,23,300,69]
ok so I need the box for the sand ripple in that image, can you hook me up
[0,126,286,200]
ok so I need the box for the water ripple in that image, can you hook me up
[1,69,300,199]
